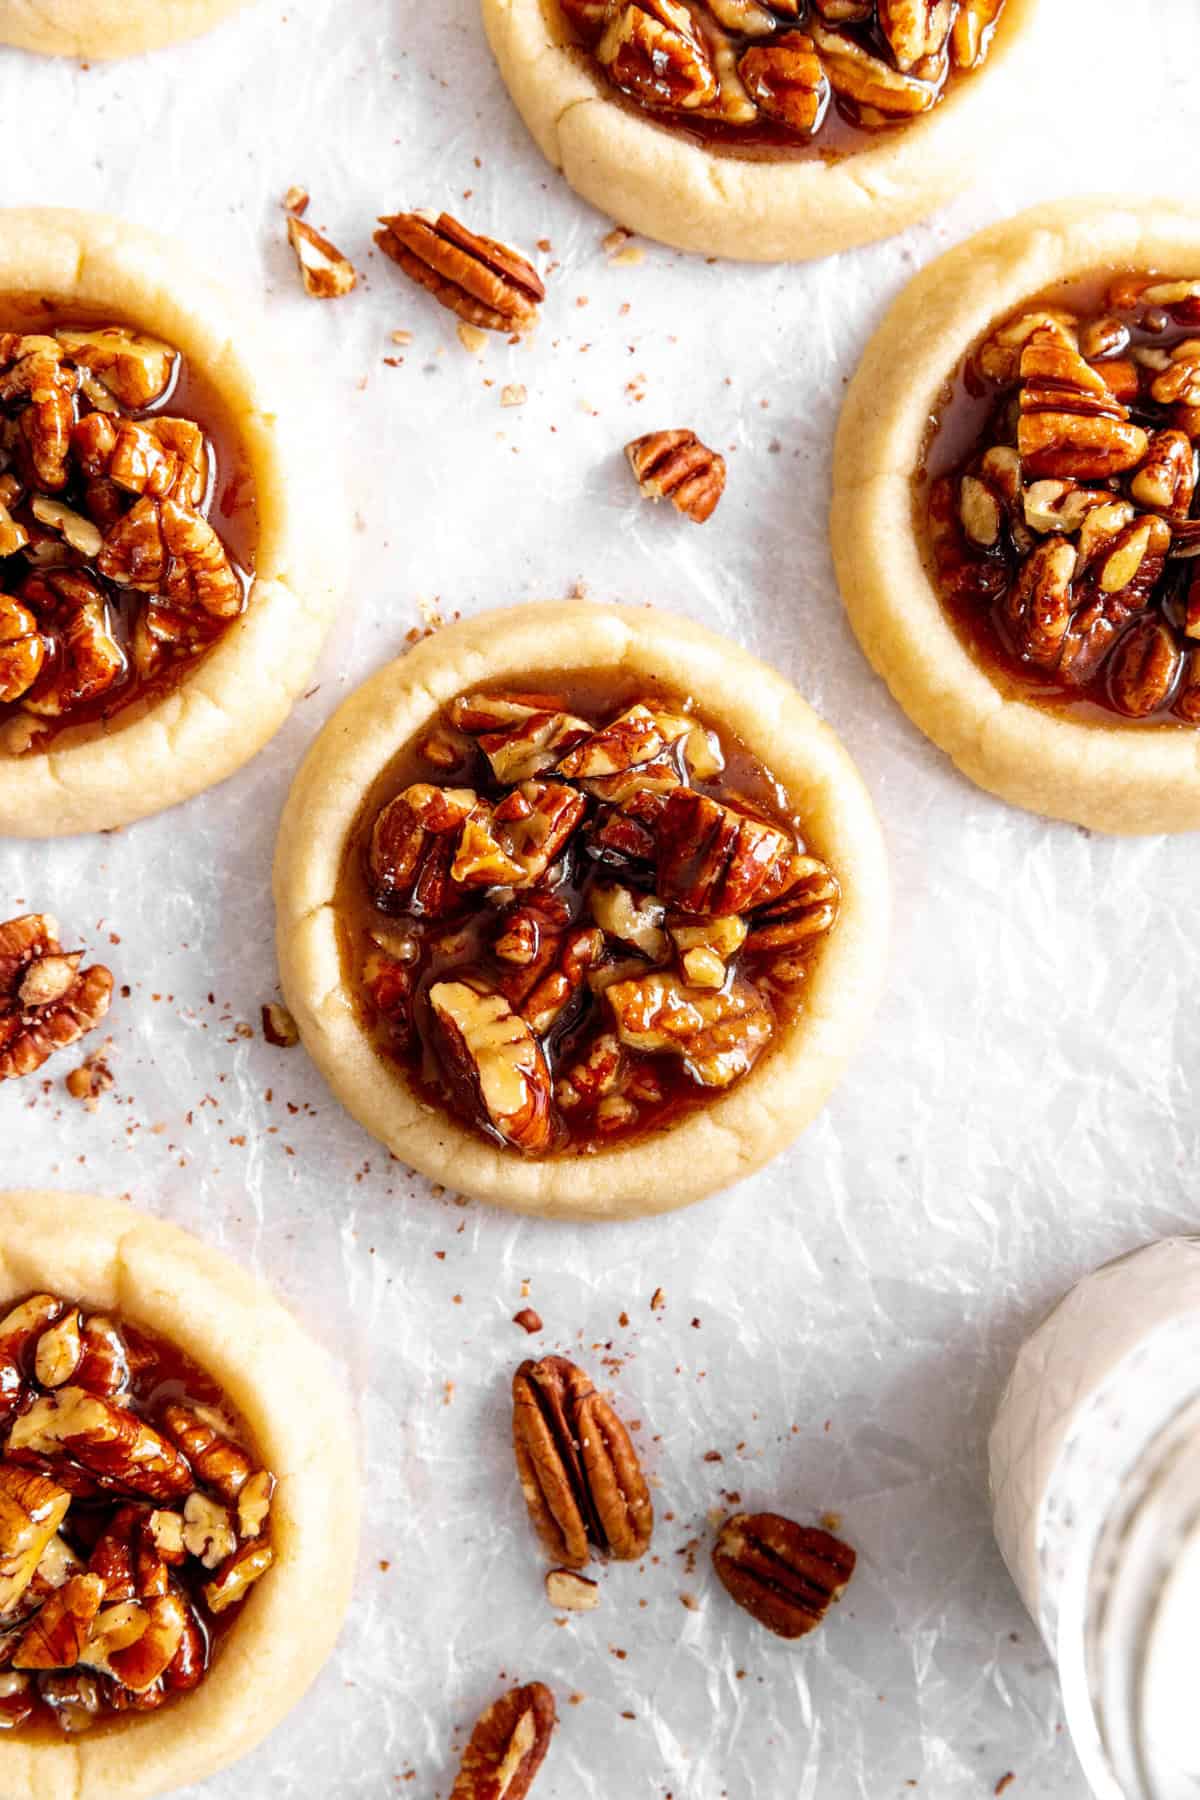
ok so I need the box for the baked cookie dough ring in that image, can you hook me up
[0,207,341,837]
[481,0,1040,263]
[275,602,890,1219]
[0,0,251,58]
[832,196,1200,835]
[0,1190,359,1800]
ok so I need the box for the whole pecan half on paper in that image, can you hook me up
[449,1681,556,1800]
[512,1355,653,1569]
[375,212,544,334]
[712,1510,856,1639]
[625,429,726,522]
[0,913,113,1081]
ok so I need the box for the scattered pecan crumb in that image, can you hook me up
[513,1308,543,1335]
[650,1288,665,1312]
[282,185,310,215]
[65,1051,113,1110]
[457,322,489,356]
[261,1002,299,1048]
[391,329,414,346]
[995,1778,1016,1797]
[501,383,527,407]
[545,1568,600,1612]
[626,430,726,523]
[286,216,357,299]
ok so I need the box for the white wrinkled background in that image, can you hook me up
[1,0,1198,1793]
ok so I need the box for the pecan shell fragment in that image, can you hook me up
[449,1681,556,1800]
[375,212,544,335]
[512,1355,653,1569]
[712,1510,856,1639]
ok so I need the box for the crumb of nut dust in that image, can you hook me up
[261,1002,299,1047]
[513,1308,543,1334]
[417,597,444,631]
[457,322,488,355]
[650,1287,665,1312]
[391,329,413,346]
[995,1778,1016,1797]
[66,1051,114,1110]
[501,383,527,407]
[282,185,309,215]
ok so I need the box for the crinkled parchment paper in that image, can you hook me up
[3,0,1200,1792]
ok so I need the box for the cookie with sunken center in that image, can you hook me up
[0,0,251,57]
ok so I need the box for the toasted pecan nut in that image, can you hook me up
[653,788,794,915]
[0,1463,72,1615]
[449,1682,557,1800]
[597,0,717,111]
[375,211,544,335]
[737,32,829,134]
[1018,333,1149,480]
[428,981,555,1154]
[1108,616,1183,718]
[625,429,726,523]
[809,19,942,117]
[877,0,953,71]
[160,1404,255,1503]
[512,1355,653,1569]
[286,215,358,299]
[0,596,45,703]
[0,912,113,1084]
[12,1572,105,1669]
[712,1511,856,1639]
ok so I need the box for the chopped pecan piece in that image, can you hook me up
[105,1592,187,1692]
[453,782,586,889]
[1129,428,1196,518]
[590,883,668,960]
[37,1670,103,1732]
[654,788,794,916]
[810,20,942,116]
[468,705,591,785]
[877,0,952,71]
[375,211,544,335]
[512,1356,653,1567]
[1108,617,1182,717]
[975,310,1078,387]
[544,1568,600,1612]
[712,1512,856,1639]
[12,1573,105,1670]
[950,0,1003,67]
[1018,333,1148,479]
[0,1671,35,1731]
[1001,539,1077,669]
[737,32,828,133]
[368,783,477,916]
[202,1539,274,1614]
[181,1492,237,1569]
[605,970,773,1087]
[286,215,358,298]
[555,702,692,795]
[0,1464,72,1614]
[0,912,113,1082]
[54,327,175,411]
[19,570,126,720]
[73,412,208,505]
[0,596,45,703]
[449,1682,557,1800]
[97,495,242,619]
[33,1314,83,1390]
[428,981,555,1153]
[520,926,606,1034]
[597,0,718,110]
[0,1295,65,1423]
[75,1317,130,1398]
[9,1389,193,1502]
[161,1405,254,1502]
[625,430,726,523]
[1,337,75,492]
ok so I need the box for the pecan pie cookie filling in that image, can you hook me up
[0,319,255,758]
[0,1192,357,1799]
[0,208,341,837]
[481,0,1039,260]
[831,200,1200,834]
[0,1298,275,1738]
[275,604,889,1216]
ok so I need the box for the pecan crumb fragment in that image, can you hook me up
[0,914,113,1082]
[65,1051,113,1109]
[712,1510,856,1638]
[545,1568,600,1612]
[449,1681,557,1800]
[286,216,357,299]
[282,186,310,215]
[513,1308,543,1335]
[512,1355,653,1569]
[625,429,726,522]
[375,211,545,335]
[261,1001,299,1048]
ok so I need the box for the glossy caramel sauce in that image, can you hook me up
[916,269,1200,727]
[0,1301,266,1742]
[559,0,1008,161]
[0,298,258,756]
[335,670,834,1158]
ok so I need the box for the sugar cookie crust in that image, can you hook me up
[0,1189,359,1800]
[274,602,890,1219]
[480,0,1040,262]
[0,207,342,837]
[831,196,1200,835]
[0,0,251,58]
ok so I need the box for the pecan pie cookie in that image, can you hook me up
[832,199,1200,833]
[482,0,1039,261]
[0,207,340,836]
[0,1190,357,1798]
[274,603,889,1217]
[0,0,251,58]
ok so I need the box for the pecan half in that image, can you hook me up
[160,1405,254,1503]
[286,216,358,298]
[737,31,828,132]
[809,20,942,117]
[712,1512,856,1639]
[449,1682,557,1800]
[625,430,726,523]
[597,0,717,110]
[877,0,953,72]
[0,913,113,1082]
[512,1356,653,1568]
[97,495,242,619]
[744,855,840,952]
[604,969,774,1087]
[1001,539,1077,669]
[1108,617,1182,717]
[428,981,555,1153]
[1129,428,1196,519]
[0,596,45,703]
[375,212,544,335]
[1018,333,1149,479]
